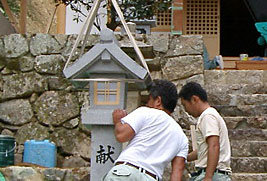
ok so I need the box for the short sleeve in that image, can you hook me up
[199,114,220,139]
[176,137,189,159]
[121,107,147,134]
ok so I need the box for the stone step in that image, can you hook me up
[231,173,267,181]
[208,93,267,108]
[228,129,267,141]
[231,140,267,157]
[231,157,267,173]
[214,105,267,117]
[223,116,267,129]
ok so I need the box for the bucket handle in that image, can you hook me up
[0,142,16,157]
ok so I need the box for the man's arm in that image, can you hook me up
[170,156,186,181]
[204,135,220,181]
[112,109,135,143]
[187,150,197,162]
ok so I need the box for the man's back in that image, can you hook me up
[117,106,188,179]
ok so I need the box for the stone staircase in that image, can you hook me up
[228,127,267,180]
[204,70,267,181]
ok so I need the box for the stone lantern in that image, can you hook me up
[63,28,151,180]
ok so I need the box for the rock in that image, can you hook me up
[162,55,203,81]
[30,34,64,56]
[231,173,267,181]
[235,94,267,105]
[228,128,267,141]
[33,91,80,126]
[0,72,48,100]
[19,56,35,72]
[63,118,80,129]
[0,39,6,69]
[147,34,169,53]
[15,122,50,144]
[15,153,23,165]
[51,127,91,159]
[215,105,267,117]
[150,71,163,80]
[223,117,246,129]
[61,34,79,60]
[0,38,5,58]
[0,166,90,181]
[34,55,65,75]
[4,34,29,58]
[231,157,267,173]
[146,57,161,71]
[43,168,67,181]
[174,74,205,92]
[231,140,267,157]
[62,156,89,168]
[53,34,68,48]
[0,99,34,126]
[166,35,203,57]
[47,76,73,90]
[1,166,43,181]
[225,70,263,85]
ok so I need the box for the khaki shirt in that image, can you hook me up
[195,107,231,172]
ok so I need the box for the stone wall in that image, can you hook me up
[0,33,266,180]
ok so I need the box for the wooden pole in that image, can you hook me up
[19,0,27,34]
[190,125,197,151]
[56,3,66,34]
[171,0,184,35]
[0,0,19,32]
[111,0,151,76]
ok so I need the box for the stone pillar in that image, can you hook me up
[82,76,127,180]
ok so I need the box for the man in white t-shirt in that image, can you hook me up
[178,82,231,181]
[104,79,188,181]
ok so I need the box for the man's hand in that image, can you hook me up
[112,109,134,143]
[112,109,127,125]
[187,150,197,162]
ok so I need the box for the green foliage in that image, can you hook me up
[0,0,20,17]
[60,0,172,30]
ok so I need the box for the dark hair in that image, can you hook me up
[148,79,178,113]
[178,82,208,102]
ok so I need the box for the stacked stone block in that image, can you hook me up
[0,33,266,180]
[205,70,267,180]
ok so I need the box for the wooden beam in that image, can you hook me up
[0,0,19,32]
[19,0,27,34]
[56,3,66,34]
[171,0,184,35]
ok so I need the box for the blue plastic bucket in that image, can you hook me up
[0,135,16,167]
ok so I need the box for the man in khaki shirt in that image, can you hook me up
[178,82,231,181]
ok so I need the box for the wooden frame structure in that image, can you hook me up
[94,82,121,105]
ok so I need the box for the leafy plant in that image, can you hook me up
[58,0,172,31]
[0,0,20,17]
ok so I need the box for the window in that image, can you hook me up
[184,0,219,35]
[94,81,120,105]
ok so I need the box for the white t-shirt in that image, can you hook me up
[195,107,231,172]
[116,106,188,179]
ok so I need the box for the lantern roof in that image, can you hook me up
[63,28,152,90]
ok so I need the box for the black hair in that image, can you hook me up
[148,79,178,113]
[178,82,208,102]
